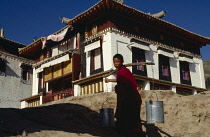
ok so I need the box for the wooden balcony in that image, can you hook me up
[42,88,74,104]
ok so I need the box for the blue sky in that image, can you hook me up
[1,0,210,60]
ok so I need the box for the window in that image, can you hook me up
[135,56,145,71]
[159,54,171,81]
[162,65,169,76]
[91,48,101,70]
[39,48,52,61]
[180,61,191,85]
[20,63,31,82]
[0,58,6,75]
[22,69,29,81]
[47,49,52,58]
[181,62,189,80]
[38,72,43,93]
[132,47,147,76]
[183,71,189,80]
[90,47,103,74]
[58,41,68,53]
[52,45,59,57]
[85,37,103,75]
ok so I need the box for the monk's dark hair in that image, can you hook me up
[113,54,124,61]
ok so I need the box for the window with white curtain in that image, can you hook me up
[91,48,101,71]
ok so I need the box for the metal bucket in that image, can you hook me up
[100,108,114,127]
[146,101,164,123]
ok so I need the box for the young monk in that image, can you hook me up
[105,54,145,137]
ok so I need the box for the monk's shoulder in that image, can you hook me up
[118,66,132,75]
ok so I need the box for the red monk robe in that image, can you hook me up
[115,65,143,136]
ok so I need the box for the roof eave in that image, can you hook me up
[19,37,43,55]
[67,0,210,45]
[19,25,71,55]
[0,37,26,47]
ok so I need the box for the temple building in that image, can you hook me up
[0,29,33,108]
[19,0,210,108]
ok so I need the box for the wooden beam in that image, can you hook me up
[103,62,155,78]
[124,62,155,67]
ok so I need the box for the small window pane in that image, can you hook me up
[94,48,101,70]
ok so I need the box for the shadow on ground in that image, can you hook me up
[142,120,172,137]
[0,103,120,137]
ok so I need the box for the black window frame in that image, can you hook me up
[0,58,6,76]
[158,54,172,82]
[90,47,103,75]
[180,61,191,85]
[132,47,147,76]
[20,63,32,83]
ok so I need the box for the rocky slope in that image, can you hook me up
[1,90,210,137]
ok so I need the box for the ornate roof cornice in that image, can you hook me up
[33,49,77,69]
[67,0,210,45]
[85,27,202,59]
[0,50,33,65]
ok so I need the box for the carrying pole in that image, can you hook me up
[103,62,155,78]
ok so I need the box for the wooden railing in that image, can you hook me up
[28,99,40,108]
[81,81,103,95]
[42,88,74,104]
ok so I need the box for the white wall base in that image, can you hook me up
[144,81,151,90]
[20,101,28,109]
[170,85,176,93]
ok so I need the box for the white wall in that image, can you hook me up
[0,55,32,108]
[190,63,199,87]
[110,33,132,71]
[32,68,39,95]
[81,32,206,95]
[170,85,176,93]
[102,32,113,71]
[199,59,206,88]
[102,32,132,92]
[21,101,28,109]
[86,51,91,77]
[145,44,159,79]
[190,57,206,88]
[102,32,116,92]
[74,84,81,96]
[169,57,180,83]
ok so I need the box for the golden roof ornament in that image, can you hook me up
[59,17,72,25]
[148,11,168,19]
[0,28,5,38]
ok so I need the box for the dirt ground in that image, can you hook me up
[1,90,210,137]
